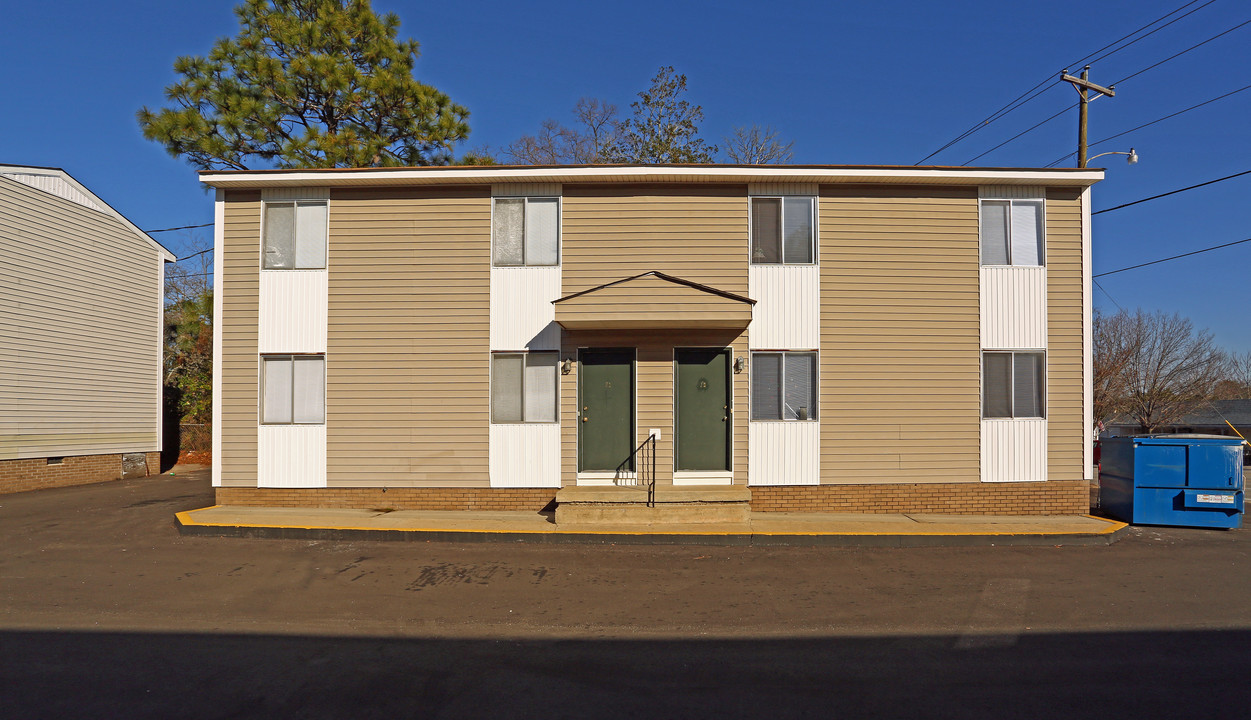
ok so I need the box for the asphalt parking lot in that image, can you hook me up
[2,469,1250,718]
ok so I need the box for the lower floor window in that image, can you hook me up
[983,351,1045,418]
[262,355,325,424]
[751,351,818,420]
[492,352,558,423]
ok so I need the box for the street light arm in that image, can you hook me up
[1087,148,1139,165]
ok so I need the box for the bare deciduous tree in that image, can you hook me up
[1099,309,1229,432]
[723,124,794,164]
[504,98,620,165]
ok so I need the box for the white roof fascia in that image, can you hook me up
[200,165,1104,190]
[0,164,177,262]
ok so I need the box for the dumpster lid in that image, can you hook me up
[1130,434,1246,445]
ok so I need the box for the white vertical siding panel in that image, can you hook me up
[490,424,561,487]
[212,191,225,487]
[980,266,1047,349]
[490,266,561,350]
[981,419,1046,482]
[748,265,820,349]
[979,186,1045,200]
[492,183,562,197]
[1081,186,1094,480]
[747,183,819,196]
[259,270,328,353]
[0,172,104,211]
[261,188,330,201]
[258,425,327,487]
[749,422,820,485]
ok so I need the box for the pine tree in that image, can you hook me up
[138,0,470,170]
[605,66,716,164]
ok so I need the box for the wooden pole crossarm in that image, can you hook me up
[1060,73,1116,98]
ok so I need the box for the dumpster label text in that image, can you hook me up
[1196,494,1236,504]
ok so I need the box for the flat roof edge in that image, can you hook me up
[201,164,1104,189]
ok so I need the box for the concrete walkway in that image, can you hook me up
[176,504,1127,547]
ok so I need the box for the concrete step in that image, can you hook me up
[554,485,751,526]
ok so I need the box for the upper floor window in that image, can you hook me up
[980,199,1043,266]
[261,354,325,424]
[493,197,559,266]
[983,351,1045,419]
[751,351,818,421]
[751,196,815,264]
[264,201,327,269]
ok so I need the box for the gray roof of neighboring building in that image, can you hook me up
[1109,400,1251,428]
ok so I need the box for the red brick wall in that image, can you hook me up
[750,481,1089,515]
[217,481,1088,515]
[145,452,162,476]
[216,487,558,511]
[0,454,125,495]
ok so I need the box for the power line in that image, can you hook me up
[1093,169,1251,215]
[963,14,1249,165]
[914,0,1211,165]
[1094,279,1125,311]
[1047,83,1251,167]
[146,222,214,233]
[175,247,214,262]
[1094,237,1251,277]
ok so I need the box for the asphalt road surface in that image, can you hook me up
[2,469,1249,719]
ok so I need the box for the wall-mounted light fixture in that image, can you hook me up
[561,358,573,375]
[734,356,746,373]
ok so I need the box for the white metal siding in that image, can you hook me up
[1081,187,1094,480]
[212,191,225,487]
[748,265,820,349]
[0,172,104,211]
[261,187,330,202]
[747,182,819,196]
[0,178,162,460]
[979,186,1045,200]
[259,270,329,353]
[492,183,562,197]
[258,425,327,487]
[981,418,1047,482]
[490,266,561,350]
[980,266,1047,349]
[749,421,820,485]
[489,423,561,487]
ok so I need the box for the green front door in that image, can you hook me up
[579,349,635,472]
[675,349,730,471]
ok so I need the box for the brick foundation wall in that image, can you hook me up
[749,481,1090,515]
[216,487,559,512]
[146,452,162,476]
[0,454,125,495]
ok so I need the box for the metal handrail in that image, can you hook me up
[614,433,657,507]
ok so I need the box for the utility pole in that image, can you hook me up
[1060,66,1116,168]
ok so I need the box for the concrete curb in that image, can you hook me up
[175,511,1130,548]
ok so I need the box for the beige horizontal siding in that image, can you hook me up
[559,328,749,486]
[326,186,491,487]
[0,177,162,460]
[561,184,749,297]
[218,190,261,486]
[818,184,981,483]
[1046,188,1084,480]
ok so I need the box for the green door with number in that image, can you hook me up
[579,349,635,472]
[675,349,730,471]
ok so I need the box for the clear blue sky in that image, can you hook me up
[3,0,1248,352]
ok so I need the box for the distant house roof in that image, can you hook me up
[0,163,175,262]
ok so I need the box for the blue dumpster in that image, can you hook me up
[1100,435,1244,529]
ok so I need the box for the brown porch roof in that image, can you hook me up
[553,272,755,330]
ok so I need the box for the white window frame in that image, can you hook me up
[750,196,817,265]
[492,196,561,267]
[490,351,560,424]
[982,350,1046,419]
[262,200,328,270]
[260,354,326,425]
[979,199,1045,267]
[750,350,819,421]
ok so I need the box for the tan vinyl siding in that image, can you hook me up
[0,177,162,460]
[818,185,981,483]
[561,184,749,296]
[326,187,491,486]
[559,329,749,486]
[1046,188,1084,480]
[218,191,261,486]
[555,274,752,329]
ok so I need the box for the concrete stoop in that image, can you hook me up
[554,485,752,526]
